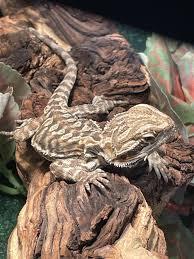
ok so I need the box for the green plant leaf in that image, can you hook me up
[0,136,15,163]
[173,102,194,125]
[0,62,31,159]
[139,52,188,142]
[175,52,194,101]
[0,62,31,193]
[0,89,20,131]
[0,62,31,106]
[145,34,184,99]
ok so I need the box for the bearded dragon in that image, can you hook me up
[0,28,176,191]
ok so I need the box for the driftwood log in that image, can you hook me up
[0,1,194,258]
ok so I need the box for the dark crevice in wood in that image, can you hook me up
[0,3,193,258]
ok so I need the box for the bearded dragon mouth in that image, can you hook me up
[105,153,146,168]
[105,131,170,168]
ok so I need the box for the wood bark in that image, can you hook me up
[0,1,193,258]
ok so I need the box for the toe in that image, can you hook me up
[96,177,111,189]
[84,182,91,192]
[159,165,168,183]
[93,180,107,190]
[148,159,153,173]
[96,171,109,179]
[154,167,161,181]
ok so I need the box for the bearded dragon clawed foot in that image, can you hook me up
[50,158,110,192]
[147,151,169,182]
[0,28,177,192]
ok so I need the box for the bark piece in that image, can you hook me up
[36,2,118,46]
[0,4,193,259]
[8,154,168,258]
[0,0,118,48]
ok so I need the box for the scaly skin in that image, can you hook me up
[0,28,176,191]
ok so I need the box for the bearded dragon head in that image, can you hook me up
[99,104,176,167]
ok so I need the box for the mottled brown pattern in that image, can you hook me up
[0,5,193,258]
[0,29,176,189]
[70,34,149,108]
[37,2,118,46]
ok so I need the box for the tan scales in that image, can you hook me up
[0,28,177,191]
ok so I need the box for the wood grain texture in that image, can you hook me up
[0,2,193,258]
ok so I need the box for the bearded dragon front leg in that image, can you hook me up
[50,158,110,192]
[69,95,127,117]
[147,151,169,182]
[0,117,43,141]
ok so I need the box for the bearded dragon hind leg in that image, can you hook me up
[0,117,43,141]
[147,151,169,183]
[50,159,110,192]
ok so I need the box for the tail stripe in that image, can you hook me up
[29,28,77,110]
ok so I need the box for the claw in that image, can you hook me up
[77,183,90,210]
[84,181,91,192]
[158,165,168,183]
[147,151,169,183]
[96,170,109,178]
[161,172,168,183]
[148,158,153,173]
[95,176,111,190]
[154,166,161,181]
[92,179,107,190]
[97,177,110,185]
[82,169,110,193]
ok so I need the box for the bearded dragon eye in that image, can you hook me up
[144,136,154,142]
[142,133,155,143]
